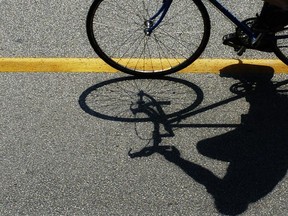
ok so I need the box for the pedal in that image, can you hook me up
[223,33,247,55]
[237,46,246,56]
[222,33,241,49]
[223,33,236,46]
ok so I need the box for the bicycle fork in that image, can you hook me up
[144,0,173,35]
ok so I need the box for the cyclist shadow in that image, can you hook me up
[159,64,288,215]
[78,65,288,215]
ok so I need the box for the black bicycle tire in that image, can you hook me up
[86,0,211,77]
[79,76,203,122]
[273,28,288,65]
[274,50,288,65]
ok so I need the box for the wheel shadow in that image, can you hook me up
[78,64,288,215]
[79,76,204,122]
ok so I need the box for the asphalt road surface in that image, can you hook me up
[1,1,288,215]
[0,0,277,59]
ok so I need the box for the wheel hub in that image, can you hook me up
[144,20,154,36]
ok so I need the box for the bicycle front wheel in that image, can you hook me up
[87,0,210,76]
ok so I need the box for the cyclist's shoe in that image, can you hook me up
[223,33,248,55]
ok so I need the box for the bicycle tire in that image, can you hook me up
[79,76,203,122]
[273,27,288,65]
[86,0,210,76]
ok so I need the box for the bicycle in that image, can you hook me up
[86,0,288,76]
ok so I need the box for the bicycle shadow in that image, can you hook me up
[158,64,288,215]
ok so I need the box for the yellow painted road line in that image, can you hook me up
[0,58,287,73]
[0,58,116,73]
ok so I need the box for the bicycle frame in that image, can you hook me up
[208,0,256,38]
[148,0,288,41]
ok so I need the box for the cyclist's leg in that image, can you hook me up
[255,2,288,32]
[253,2,288,63]
[264,0,288,10]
